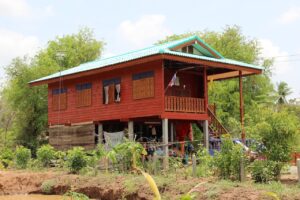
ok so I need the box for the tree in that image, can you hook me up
[276,81,292,104]
[2,28,104,152]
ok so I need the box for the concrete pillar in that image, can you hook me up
[162,118,169,170]
[203,120,209,149]
[297,159,300,184]
[98,123,103,144]
[128,121,134,140]
[170,122,174,143]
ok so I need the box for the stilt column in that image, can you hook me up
[203,120,209,149]
[162,118,169,170]
[98,123,103,144]
[128,121,134,141]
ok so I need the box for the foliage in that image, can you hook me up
[213,135,245,180]
[63,191,90,200]
[66,147,88,173]
[54,150,67,168]
[37,144,56,167]
[0,148,14,168]
[276,81,292,105]
[2,28,104,152]
[108,140,147,171]
[15,146,31,169]
[41,179,55,194]
[250,159,276,183]
[195,146,213,177]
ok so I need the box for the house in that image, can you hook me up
[30,35,263,166]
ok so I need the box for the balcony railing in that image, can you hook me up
[165,96,205,113]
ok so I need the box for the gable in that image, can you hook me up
[167,36,224,59]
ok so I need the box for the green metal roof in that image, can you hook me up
[30,35,263,84]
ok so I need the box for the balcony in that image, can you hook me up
[165,96,205,113]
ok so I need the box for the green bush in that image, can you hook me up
[15,146,31,169]
[0,148,14,168]
[214,135,245,180]
[55,150,66,168]
[196,146,213,177]
[63,191,89,200]
[66,147,87,173]
[37,144,56,167]
[41,179,55,194]
[250,160,276,183]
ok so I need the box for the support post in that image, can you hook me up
[203,67,208,113]
[170,122,174,143]
[162,118,169,170]
[192,154,197,177]
[98,123,103,144]
[239,157,245,182]
[128,121,134,141]
[297,159,300,184]
[203,120,209,150]
[239,71,245,144]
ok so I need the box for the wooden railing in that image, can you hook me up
[165,96,205,113]
[207,106,229,136]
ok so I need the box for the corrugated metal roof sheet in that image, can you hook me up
[30,35,263,83]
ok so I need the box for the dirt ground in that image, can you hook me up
[0,170,299,200]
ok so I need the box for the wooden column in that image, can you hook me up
[203,66,208,112]
[162,118,169,170]
[203,120,209,149]
[239,71,245,144]
[98,123,103,144]
[128,121,134,140]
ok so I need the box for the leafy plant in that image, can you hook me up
[63,191,90,200]
[196,146,213,177]
[41,179,55,194]
[37,144,56,167]
[15,146,31,169]
[250,160,276,183]
[66,147,88,173]
[213,135,245,180]
[0,148,14,168]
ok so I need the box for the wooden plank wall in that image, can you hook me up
[49,124,95,150]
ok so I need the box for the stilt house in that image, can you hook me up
[30,35,263,160]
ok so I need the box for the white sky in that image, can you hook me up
[0,0,299,98]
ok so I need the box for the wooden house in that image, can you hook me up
[30,35,263,165]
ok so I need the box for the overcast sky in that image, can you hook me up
[0,0,299,98]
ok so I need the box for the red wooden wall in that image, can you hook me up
[164,68,204,98]
[48,60,164,125]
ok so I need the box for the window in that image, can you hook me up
[132,71,154,99]
[52,88,67,111]
[103,78,121,104]
[76,83,92,107]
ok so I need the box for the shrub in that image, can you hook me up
[196,146,213,177]
[41,179,55,194]
[15,146,31,169]
[63,191,89,200]
[213,135,245,180]
[250,160,276,183]
[66,147,87,173]
[37,144,56,167]
[0,148,14,168]
[55,150,66,168]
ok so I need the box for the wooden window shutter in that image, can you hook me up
[108,84,115,104]
[52,88,67,111]
[76,83,92,107]
[132,71,154,100]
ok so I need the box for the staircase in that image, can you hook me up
[196,104,229,138]
[207,106,229,138]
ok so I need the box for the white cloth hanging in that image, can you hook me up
[115,84,121,102]
[104,86,109,104]
[104,131,124,150]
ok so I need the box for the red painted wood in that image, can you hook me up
[161,112,209,121]
[48,60,164,125]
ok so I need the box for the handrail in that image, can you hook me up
[165,96,205,113]
[207,106,229,137]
